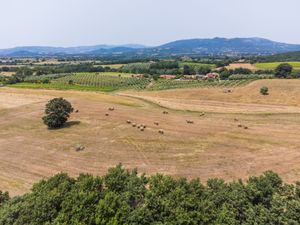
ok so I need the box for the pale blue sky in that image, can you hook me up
[1,0,299,48]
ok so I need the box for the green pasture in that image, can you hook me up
[255,62,300,70]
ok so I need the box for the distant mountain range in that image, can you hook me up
[0,44,148,57]
[1,38,300,57]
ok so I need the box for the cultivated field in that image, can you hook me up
[0,72,15,77]
[179,62,216,68]
[1,79,300,196]
[226,62,300,71]
[10,73,252,92]
[226,63,257,71]
[255,62,300,70]
[101,64,126,69]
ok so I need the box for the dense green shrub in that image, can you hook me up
[231,68,252,75]
[275,63,293,78]
[1,165,300,224]
[120,63,151,74]
[290,70,300,79]
[260,86,269,95]
[42,98,74,129]
[198,66,211,75]
[149,61,179,70]
[0,191,9,208]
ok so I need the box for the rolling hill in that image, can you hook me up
[1,37,300,57]
[152,37,300,56]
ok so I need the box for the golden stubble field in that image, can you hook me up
[1,79,300,196]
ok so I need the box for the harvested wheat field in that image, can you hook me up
[1,79,300,196]
[226,63,258,71]
[0,72,15,77]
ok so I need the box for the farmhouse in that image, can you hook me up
[159,74,176,79]
[203,72,219,80]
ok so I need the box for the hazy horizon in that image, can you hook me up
[1,0,300,48]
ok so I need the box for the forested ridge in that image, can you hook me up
[1,165,300,224]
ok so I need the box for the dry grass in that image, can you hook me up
[127,80,300,111]
[101,64,125,69]
[0,72,15,77]
[1,80,300,196]
[226,63,257,71]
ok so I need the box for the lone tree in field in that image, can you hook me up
[43,98,73,129]
[260,86,269,95]
[275,63,293,78]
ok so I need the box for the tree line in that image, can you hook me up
[1,165,300,224]
[1,60,299,86]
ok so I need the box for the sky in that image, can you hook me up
[0,0,300,48]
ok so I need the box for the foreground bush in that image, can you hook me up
[0,191,9,207]
[260,86,269,95]
[1,165,300,224]
[42,97,74,129]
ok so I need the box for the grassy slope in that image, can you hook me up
[255,62,300,70]
[179,62,216,68]
[9,83,116,92]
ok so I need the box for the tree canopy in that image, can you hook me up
[42,98,74,129]
[275,63,293,78]
[1,165,300,224]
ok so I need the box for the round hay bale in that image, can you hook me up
[186,120,194,124]
[105,113,109,116]
[75,145,85,151]
[158,129,164,134]
[132,123,137,127]
[127,120,132,124]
